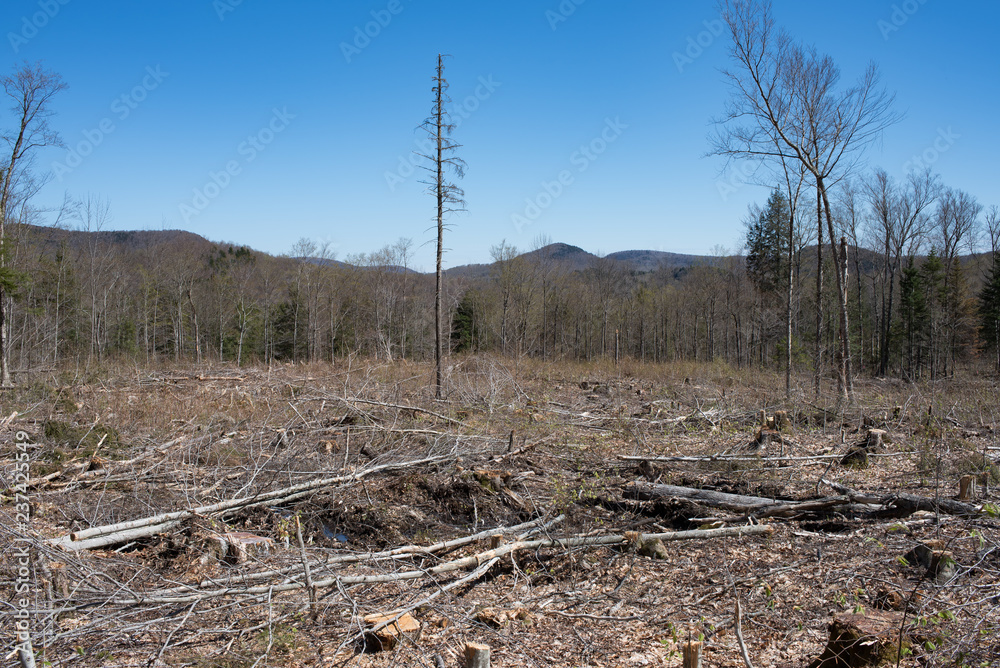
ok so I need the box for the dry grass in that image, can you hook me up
[1,355,998,667]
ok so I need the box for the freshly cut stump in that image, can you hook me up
[363,612,421,651]
[807,611,908,668]
[465,642,491,668]
[682,640,703,668]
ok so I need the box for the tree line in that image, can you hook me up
[4,208,998,387]
[3,7,998,391]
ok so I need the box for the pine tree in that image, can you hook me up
[898,256,927,377]
[980,253,1000,370]
[744,189,790,297]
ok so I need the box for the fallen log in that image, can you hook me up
[889,493,979,517]
[821,479,980,517]
[331,395,466,426]
[622,481,900,522]
[624,481,784,511]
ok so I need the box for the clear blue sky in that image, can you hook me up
[5,0,998,271]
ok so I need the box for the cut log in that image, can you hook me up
[889,493,978,517]
[821,479,980,517]
[109,525,773,606]
[215,532,274,565]
[363,612,420,651]
[625,481,782,511]
[864,428,888,448]
[465,642,491,668]
[903,539,944,568]
[806,611,909,668]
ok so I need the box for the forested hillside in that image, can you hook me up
[6,217,998,384]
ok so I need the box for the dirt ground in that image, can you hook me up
[2,357,999,667]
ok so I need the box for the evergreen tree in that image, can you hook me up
[898,256,927,377]
[980,253,1000,369]
[744,189,790,297]
[920,249,945,377]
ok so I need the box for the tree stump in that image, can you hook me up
[682,640,703,668]
[807,611,908,668]
[840,446,869,469]
[775,410,792,431]
[864,429,888,449]
[928,550,957,584]
[638,537,668,559]
[749,427,782,451]
[363,612,421,651]
[903,539,943,568]
[465,641,491,668]
[957,474,976,501]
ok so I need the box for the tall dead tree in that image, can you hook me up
[419,54,465,399]
[1,63,66,386]
[713,0,899,408]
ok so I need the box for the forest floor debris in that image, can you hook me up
[2,357,999,666]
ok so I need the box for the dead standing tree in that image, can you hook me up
[1,63,66,387]
[713,0,899,408]
[418,54,466,399]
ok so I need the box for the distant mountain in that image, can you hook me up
[605,249,719,272]
[23,225,214,254]
[520,243,600,271]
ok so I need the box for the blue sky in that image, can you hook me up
[5,0,997,271]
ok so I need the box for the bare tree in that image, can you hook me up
[936,188,982,375]
[862,167,938,375]
[714,0,899,407]
[777,156,807,398]
[1,63,66,385]
[418,55,465,399]
[75,195,116,364]
[490,240,518,355]
[985,205,1000,257]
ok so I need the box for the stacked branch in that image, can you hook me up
[50,454,453,551]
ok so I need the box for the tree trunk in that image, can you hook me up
[434,55,445,400]
[819,179,852,407]
[786,209,794,398]
[814,183,823,398]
